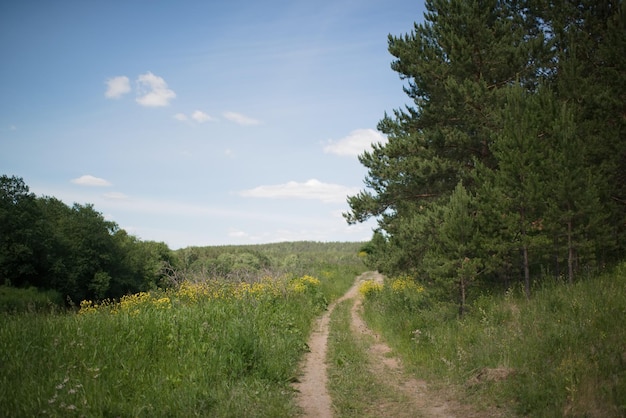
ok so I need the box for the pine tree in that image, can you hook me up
[423,183,481,315]
[345,0,549,274]
[485,84,552,298]
[539,94,609,283]
[346,1,625,302]
[536,0,626,261]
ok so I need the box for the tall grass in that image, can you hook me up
[0,269,356,417]
[361,263,626,417]
[0,286,63,313]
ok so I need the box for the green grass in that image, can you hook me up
[0,285,63,313]
[0,267,359,418]
[316,264,365,301]
[327,300,408,417]
[361,263,626,417]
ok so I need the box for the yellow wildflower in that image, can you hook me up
[359,280,383,297]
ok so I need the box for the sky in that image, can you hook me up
[1,0,424,249]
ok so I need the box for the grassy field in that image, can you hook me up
[3,240,624,417]
[0,266,358,417]
[361,263,626,417]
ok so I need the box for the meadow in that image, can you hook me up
[0,254,363,417]
[360,263,626,417]
[3,240,624,417]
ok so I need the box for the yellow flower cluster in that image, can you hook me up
[177,281,225,303]
[78,275,321,315]
[390,276,425,293]
[359,279,383,297]
[233,277,284,299]
[78,300,98,314]
[119,292,152,312]
[79,293,171,315]
[152,297,172,309]
[289,275,321,294]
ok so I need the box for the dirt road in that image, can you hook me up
[293,272,471,417]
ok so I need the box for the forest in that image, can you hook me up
[345,0,625,311]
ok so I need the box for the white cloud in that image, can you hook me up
[174,111,215,123]
[71,175,112,187]
[191,110,214,123]
[323,128,387,157]
[238,179,358,203]
[223,111,260,126]
[105,76,131,99]
[135,72,176,107]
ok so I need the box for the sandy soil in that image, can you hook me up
[293,271,503,418]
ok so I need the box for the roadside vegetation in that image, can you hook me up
[0,242,363,417]
[360,263,626,417]
[343,1,626,416]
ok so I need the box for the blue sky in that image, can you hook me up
[1,0,424,249]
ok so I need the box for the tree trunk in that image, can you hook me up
[553,235,560,279]
[459,274,466,317]
[567,219,574,284]
[523,244,531,299]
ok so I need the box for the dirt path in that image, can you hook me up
[291,273,362,418]
[293,272,490,418]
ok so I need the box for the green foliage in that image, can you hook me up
[0,286,63,313]
[0,175,176,303]
[173,241,365,284]
[0,175,41,287]
[0,242,361,417]
[362,263,626,416]
[0,274,331,416]
[345,1,626,300]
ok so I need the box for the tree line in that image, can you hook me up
[1,176,365,305]
[0,175,175,304]
[345,0,625,311]
[174,241,364,281]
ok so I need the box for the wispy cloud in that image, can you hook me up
[238,179,358,203]
[174,110,215,123]
[71,175,112,187]
[136,72,176,107]
[104,76,131,99]
[323,128,386,157]
[223,111,261,126]
[191,110,215,123]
